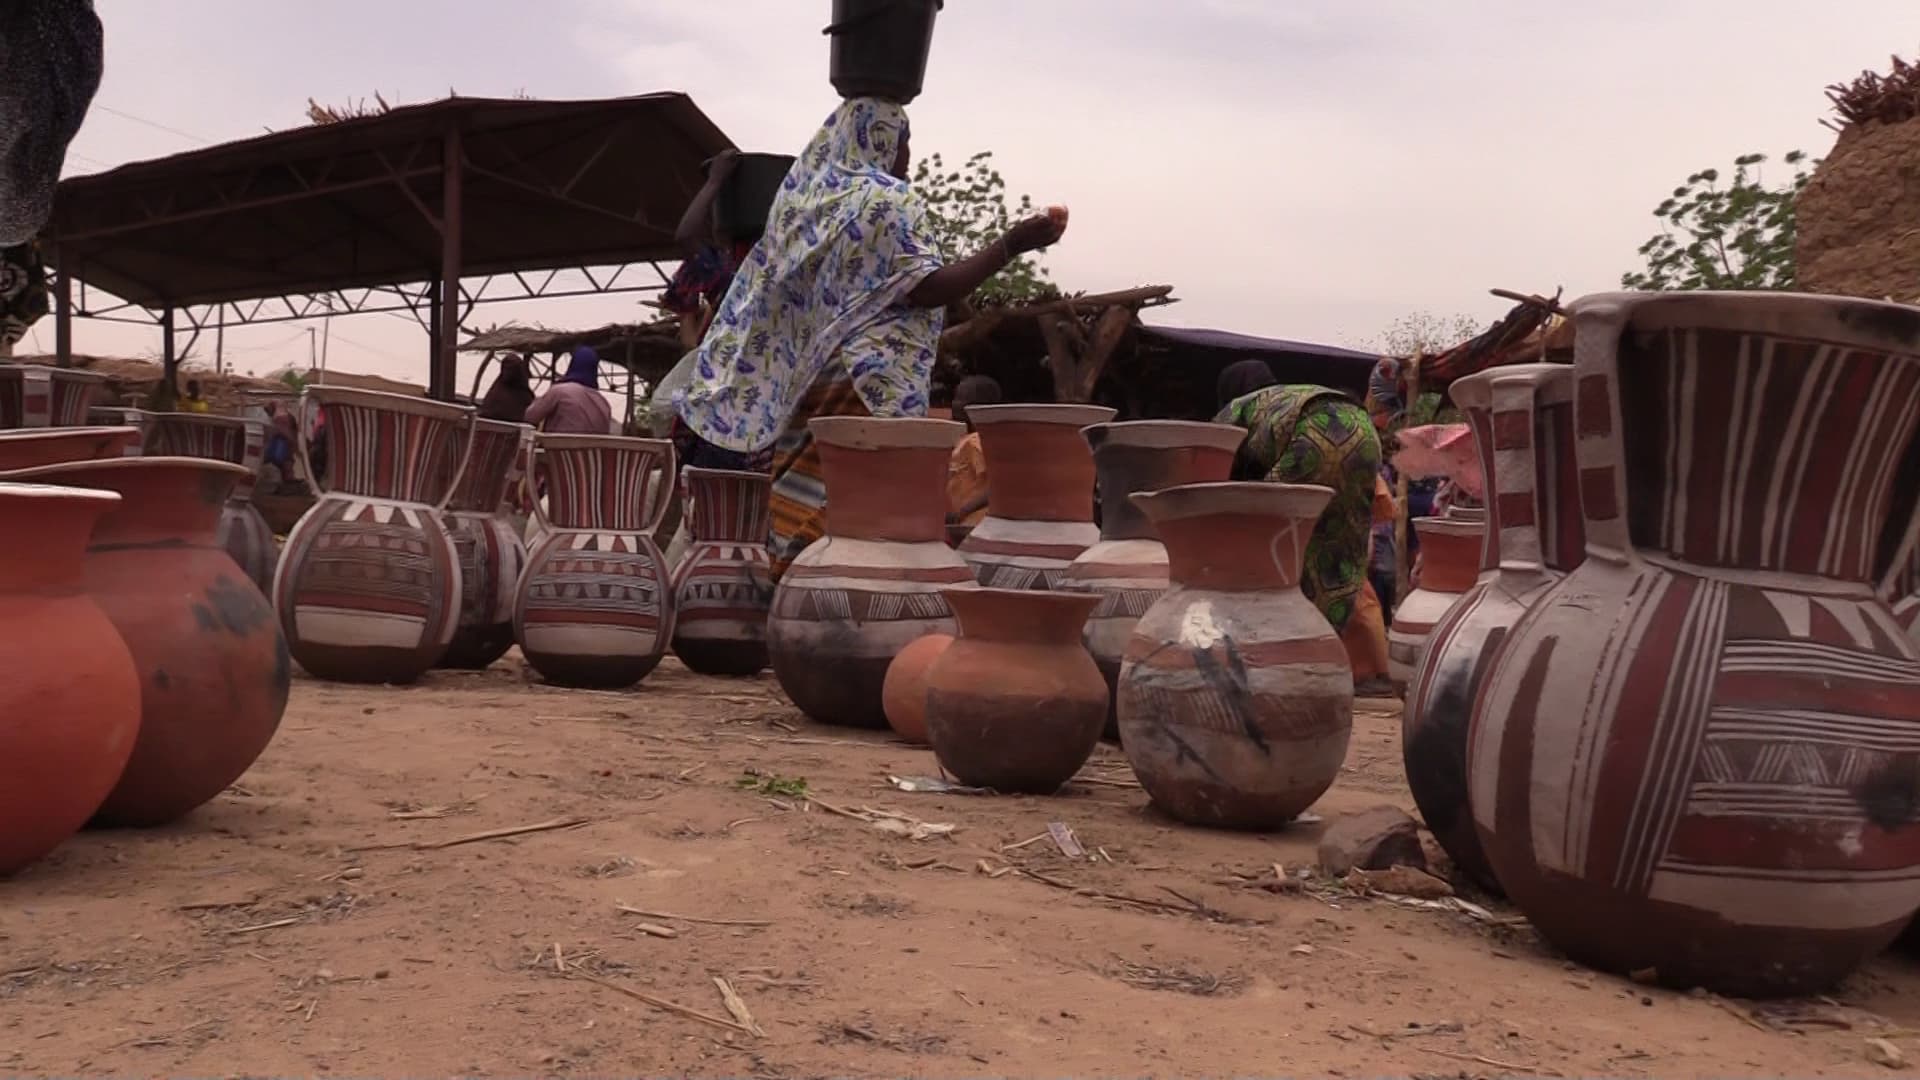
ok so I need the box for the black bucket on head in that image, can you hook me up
[825,0,943,105]
[714,153,795,240]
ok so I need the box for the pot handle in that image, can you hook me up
[1876,514,1920,603]
[644,439,679,533]
[295,391,327,497]
[1570,300,1633,565]
[1487,372,1544,576]
[528,436,553,533]
[434,410,479,513]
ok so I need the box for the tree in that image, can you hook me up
[912,151,1059,305]
[1367,311,1484,358]
[1622,151,1814,291]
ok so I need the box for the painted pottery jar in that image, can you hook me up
[1402,364,1584,892]
[671,467,774,676]
[1468,291,1920,997]
[0,425,139,470]
[0,483,141,873]
[881,633,954,745]
[4,458,291,827]
[768,417,974,729]
[0,363,105,427]
[147,412,278,590]
[513,435,677,689]
[1060,420,1244,738]
[958,404,1116,590]
[273,387,474,684]
[87,407,152,454]
[1892,546,1919,641]
[439,419,532,670]
[1385,515,1485,690]
[1117,482,1354,830]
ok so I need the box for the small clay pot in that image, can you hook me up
[0,426,140,471]
[923,587,1107,794]
[881,633,954,744]
[1385,515,1484,691]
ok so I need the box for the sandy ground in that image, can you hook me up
[4,655,1919,1078]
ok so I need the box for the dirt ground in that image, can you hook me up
[4,655,1919,1078]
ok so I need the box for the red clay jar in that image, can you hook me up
[0,426,139,470]
[880,632,954,744]
[1385,514,1485,690]
[923,588,1107,794]
[959,404,1115,590]
[0,483,141,872]
[671,467,775,676]
[5,458,292,827]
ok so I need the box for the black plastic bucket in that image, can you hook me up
[825,0,944,105]
[715,153,795,240]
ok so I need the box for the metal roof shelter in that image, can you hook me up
[43,93,733,399]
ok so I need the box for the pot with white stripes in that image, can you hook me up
[958,403,1115,590]
[272,388,475,684]
[670,467,774,676]
[0,363,105,428]
[513,434,677,689]
[1467,292,1920,997]
[1401,364,1583,893]
[146,412,278,591]
[1384,513,1484,693]
[438,419,533,670]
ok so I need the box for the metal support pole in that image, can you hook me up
[161,306,178,396]
[436,126,464,402]
[428,277,443,396]
[54,259,73,366]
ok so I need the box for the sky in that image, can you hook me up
[33,0,1920,390]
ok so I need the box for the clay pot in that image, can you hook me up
[0,363,106,427]
[0,483,141,873]
[1385,515,1485,690]
[1468,291,1920,997]
[146,412,279,590]
[1401,364,1584,893]
[3,458,291,827]
[1117,482,1354,830]
[514,435,677,689]
[1060,420,1244,739]
[87,407,152,454]
[768,417,974,728]
[0,426,140,470]
[958,404,1116,590]
[881,633,954,744]
[440,419,533,670]
[924,588,1107,793]
[671,467,774,676]
[274,388,475,684]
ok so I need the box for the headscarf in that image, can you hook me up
[479,353,535,423]
[0,1,103,246]
[560,346,600,390]
[674,98,943,454]
[1215,359,1278,411]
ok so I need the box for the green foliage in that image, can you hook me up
[736,771,809,799]
[277,368,310,393]
[912,151,1059,305]
[1368,311,1484,358]
[1622,151,1814,291]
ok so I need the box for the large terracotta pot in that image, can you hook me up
[925,588,1107,793]
[439,419,532,670]
[0,363,105,427]
[671,466,774,676]
[1060,420,1244,739]
[1385,514,1485,690]
[0,483,141,872]
[3,458,291,827]
[0,426,139,470]
[273,388,474,684]
[1468,291,1920,997]
[146,412,278,591]
[1117,482,1354,829]
[1402,364,1584,892]
[768,417,974,728]
[513,434,677,689]
[881,632,953,744]
[958,404,1116,590]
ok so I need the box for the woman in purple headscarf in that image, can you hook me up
[525,346,614,435]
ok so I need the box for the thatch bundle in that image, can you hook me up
[1796,53,1920,302]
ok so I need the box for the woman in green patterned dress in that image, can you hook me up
[1212,360,1382,634]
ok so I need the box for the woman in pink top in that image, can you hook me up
[525,347,614,435]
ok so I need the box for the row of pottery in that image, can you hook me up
[0,363,104,428]
[1396,291,1920,999]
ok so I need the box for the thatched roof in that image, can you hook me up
[1798,52,1920,303]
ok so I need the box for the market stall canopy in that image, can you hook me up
[1134,324,1381,402]
[44,93,732,309]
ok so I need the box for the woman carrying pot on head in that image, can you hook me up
[673,97,1066,582]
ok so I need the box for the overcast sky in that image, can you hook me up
[34,0,1919,388]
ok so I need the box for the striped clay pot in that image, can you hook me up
[1384,514,1484,692]
[958,404,1115,590]
[1468,291,1920,997]
[438,419,532,670]
[0,363,105,428]
[670,467,774,677]
[147,412,278,591]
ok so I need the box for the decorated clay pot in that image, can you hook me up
[1892,546,1919,642]
[768,417,974,728]
[958,404,1117,590]
[1402,364,1584,892]
[671,467,774,676]
[87,407,152,454]
[514,435,677,689]
[1061,420,1244,739]
[147,412,278,591]
[1468,291,1920,997]
[925,588,1107,793]
[1117,482,1354,830]
[0,426,139,470]
[273,388,474,684]
[3,458,291,827]
[0,363,106,427]
[1385,515,1485,690]
[439,419,532,670]
[881,633,954,745]
[0,483,141,873]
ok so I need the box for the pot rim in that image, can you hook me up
[0,455,252,484]
[0,424,139,444]
[0,480,122,504]
[968,403,1117,428]
[682,465,771,485]
[1082,419,1246,452]
[1571,290,1920,354]
[473,418,534,436]
[1413,515,1485,540]
[0,363,107,383]
[809,416,964,451]
[1131,480,1334,524]
[1448,363,1574,409]
[303,384,476,420]
[536,433,672,453]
